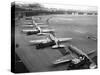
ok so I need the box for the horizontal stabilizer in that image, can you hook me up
[52,45,65,49]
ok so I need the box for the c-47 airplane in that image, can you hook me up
[21,20,55,36]
[29,32,72,49]
[52,45,97,69]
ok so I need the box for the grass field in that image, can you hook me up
[15,14,97,72]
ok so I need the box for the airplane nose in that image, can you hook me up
[89,63,97,69]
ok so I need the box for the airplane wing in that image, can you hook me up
[38,25,48,28]
[52,55,73,65]
[21,29,37,33]
[22,25,35,27]
[87,50,97,56]
[57,38,72,43]
[22,24,48,28]
[29,39,48,45]
[87,50,97,64]
[85,50,97,68]
[42,29,55,32]
[36,23,45,25]
[23,22,32,25]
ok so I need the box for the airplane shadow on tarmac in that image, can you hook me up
[57,47,70,56]
[29,43,70,56]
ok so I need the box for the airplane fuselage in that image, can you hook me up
[36,40,56,49]
[35,34,60,49]
[26,30,40,35]
[22,28,54,36]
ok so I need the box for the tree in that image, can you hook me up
[28,3,43,8]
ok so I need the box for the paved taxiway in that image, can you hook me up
[15,15,97,72]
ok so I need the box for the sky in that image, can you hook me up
[43,3,97,11]
[15,1,97,11]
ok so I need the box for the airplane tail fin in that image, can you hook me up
[49,31,55,37]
